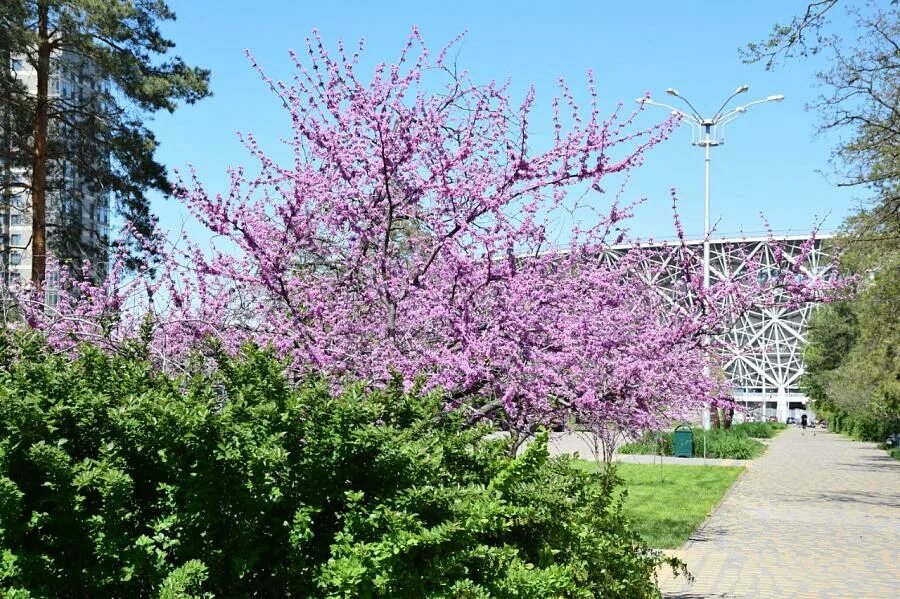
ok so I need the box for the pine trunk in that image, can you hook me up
[30,0,50,285]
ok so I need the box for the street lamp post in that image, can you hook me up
[637,86,784,429]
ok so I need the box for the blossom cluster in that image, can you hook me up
[19,30,838,433]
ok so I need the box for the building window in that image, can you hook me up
[9,252,21,266]
[9,234,21,246]
[10,58,23,71]
[8,272,21,286]
[64,198,80,221]
[10,213,23,226]
[45,270,59,307]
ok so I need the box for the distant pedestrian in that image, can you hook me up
[801,413,808,435]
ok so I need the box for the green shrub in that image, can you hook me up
[696,429,765,460]
[620,426,767,460]
[0,333,678,597]
[822,408,892,442]
[731,422,785,438]
[618,434,671,456]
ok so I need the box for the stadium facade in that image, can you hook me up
[605,235,833,422]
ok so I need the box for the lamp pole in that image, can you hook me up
[637,87,784,429]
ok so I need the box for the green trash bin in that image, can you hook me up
[673,424,693,458]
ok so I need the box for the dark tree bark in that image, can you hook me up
[30,0,49,284]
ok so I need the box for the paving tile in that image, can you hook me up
[657,428,900,598]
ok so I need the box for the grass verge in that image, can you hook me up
[574,461,744,549]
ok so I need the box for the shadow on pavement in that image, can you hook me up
[816,490,900,508]
[665,593,735,598]
[687,525,729,544]
[774,488,900,508]
[832,455,900,473]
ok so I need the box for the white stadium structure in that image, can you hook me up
[605,235,834,423]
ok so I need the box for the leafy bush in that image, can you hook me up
[826,409,894,442]
[619,426,768,460]
[697,429,765,460]
[731,422,785,438]
[0,333,679,597]
[618,434,672,456]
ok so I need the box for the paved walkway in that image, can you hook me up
[658,427,900,598]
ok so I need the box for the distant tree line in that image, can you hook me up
[744,1,899,441]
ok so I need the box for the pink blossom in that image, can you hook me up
[19,31,841,435]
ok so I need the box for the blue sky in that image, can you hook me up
[149,0,862,244]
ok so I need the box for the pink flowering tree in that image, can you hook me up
[19,30,835,444]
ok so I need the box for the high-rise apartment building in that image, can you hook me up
[2,52,111,287]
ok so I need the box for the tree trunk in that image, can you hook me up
[723,407,735,430]
[30,0,50,285]
[710,407,721,429]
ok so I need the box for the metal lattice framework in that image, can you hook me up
[604,236,833,402]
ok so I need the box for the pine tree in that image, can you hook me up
[0,0,210,284]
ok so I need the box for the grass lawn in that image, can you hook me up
[574,461,744,549]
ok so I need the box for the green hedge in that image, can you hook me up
[619,423,775,460]
[826,410,893,442]
[0,334,680,598]
[732,422,786,439]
